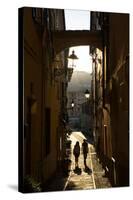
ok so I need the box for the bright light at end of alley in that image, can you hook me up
[65,9,92,73]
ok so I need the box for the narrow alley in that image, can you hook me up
[43,132,111,192]
[19,7,129,193]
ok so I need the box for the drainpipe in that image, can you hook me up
[102,29,108,111]
[111,157,117,186]
[102,13,109,111]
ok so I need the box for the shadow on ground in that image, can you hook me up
[73,167,82,175]
[83,166,92,175]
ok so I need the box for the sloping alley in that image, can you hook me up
[43,132,111,192]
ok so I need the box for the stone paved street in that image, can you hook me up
[91,152,112,189]
[43,132,112,192]
[65,132,111,190]
[65,132,95,190]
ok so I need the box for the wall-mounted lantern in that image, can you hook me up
[68,50,78,68]
[84,89,90,99]
[71,100,74,108]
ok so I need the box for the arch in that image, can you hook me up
[52,30,103,54]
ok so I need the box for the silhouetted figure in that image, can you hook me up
[82,139,89,168]
[73,141,80,168]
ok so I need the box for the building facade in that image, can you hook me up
[90,11,129,186]
[67,91,86,130]
[67,90,93,138]
[20,7,69,191]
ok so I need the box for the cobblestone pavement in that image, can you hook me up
[90,147,112,189]
[65,132,111,190]
[43,132,112,192]
[65,132,95,190]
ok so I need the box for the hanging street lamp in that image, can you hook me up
[68,50,78,68]
[85,89,90,99]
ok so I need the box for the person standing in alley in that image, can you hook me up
[82,139,89,168]
[73,141,80,168]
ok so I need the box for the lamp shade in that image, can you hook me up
[68,50,78,60]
